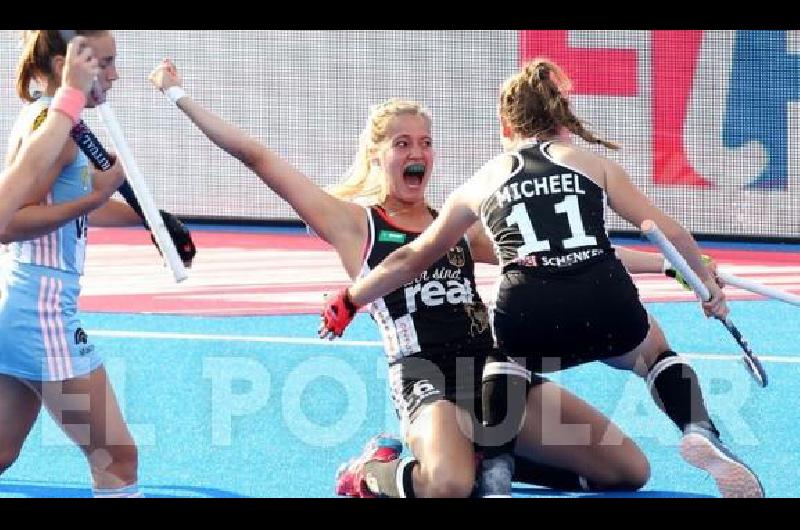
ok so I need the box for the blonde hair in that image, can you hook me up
[15,30,107,103]
[499,58,618,150]
[330,98,432,205]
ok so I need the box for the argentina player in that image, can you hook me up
[0,31,143,498]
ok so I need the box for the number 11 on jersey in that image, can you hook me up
[505,195,597,258]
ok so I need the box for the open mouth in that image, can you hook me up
[403,163,425,186]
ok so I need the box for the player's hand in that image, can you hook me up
[149,58,182,92]
[90,157,126,204]
[702,279,729,320]
[319,288,358,340]
[62,36,99,97]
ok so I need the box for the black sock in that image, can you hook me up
[362,457,416,498]
[474,356,530,497]
[646,350,719,436]
[479,356,530,457]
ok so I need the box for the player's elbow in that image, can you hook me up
[237,140,267,171]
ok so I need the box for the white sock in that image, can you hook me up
[93,483,143,498]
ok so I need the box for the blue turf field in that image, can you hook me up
[1,297,797,498]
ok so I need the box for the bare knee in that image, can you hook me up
[418,461,475,498]
[0,447,22,475]
[626,454,651,490]
[425,474,475,498]
[595,447,650,491]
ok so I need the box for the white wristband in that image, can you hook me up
[165,86,186,105]
[662,257,671,274]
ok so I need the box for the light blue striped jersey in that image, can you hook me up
[7,96,91,275]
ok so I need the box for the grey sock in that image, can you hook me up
[476,453,515,497]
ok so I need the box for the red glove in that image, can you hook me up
[319,288,359,339]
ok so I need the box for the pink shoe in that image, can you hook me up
[334,434,403,498]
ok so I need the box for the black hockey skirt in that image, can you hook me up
[492,256,650,373]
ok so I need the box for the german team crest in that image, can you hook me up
[447,245,465,268]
